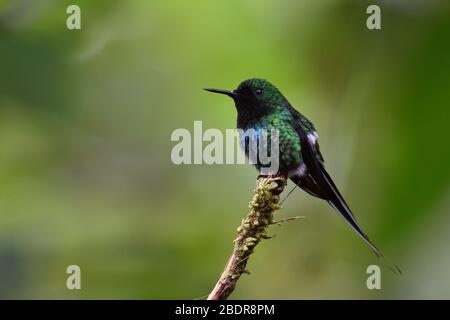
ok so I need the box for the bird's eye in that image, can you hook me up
[255,89,264,96]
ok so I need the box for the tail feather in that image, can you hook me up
[327,199,380,258]
[319,166,380,256]
[323,167,402,274]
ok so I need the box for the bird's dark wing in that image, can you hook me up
[286,104,400,273]
[290,174,325,199]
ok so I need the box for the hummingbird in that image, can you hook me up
[205,78,400,273]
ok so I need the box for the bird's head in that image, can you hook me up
[205,78,287,121]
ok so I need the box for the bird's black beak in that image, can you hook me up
[204,88,237,99]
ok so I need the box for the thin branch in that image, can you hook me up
[271,215,305,225]
[208,176,297,300]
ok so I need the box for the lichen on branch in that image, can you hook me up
[208,176,302,300]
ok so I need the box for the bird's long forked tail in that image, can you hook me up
[291,170,401,274]
[318,165,402,275]
[327,197,402,275]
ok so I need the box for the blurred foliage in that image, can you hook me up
[0,0,449,299]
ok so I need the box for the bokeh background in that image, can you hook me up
[0,0,449,299]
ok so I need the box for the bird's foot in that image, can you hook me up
[256,175,286,195]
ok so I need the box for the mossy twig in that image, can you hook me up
[208,176,298,300]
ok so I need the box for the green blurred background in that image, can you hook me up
[0,0,449,299]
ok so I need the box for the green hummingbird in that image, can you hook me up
[205,78,400,273]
